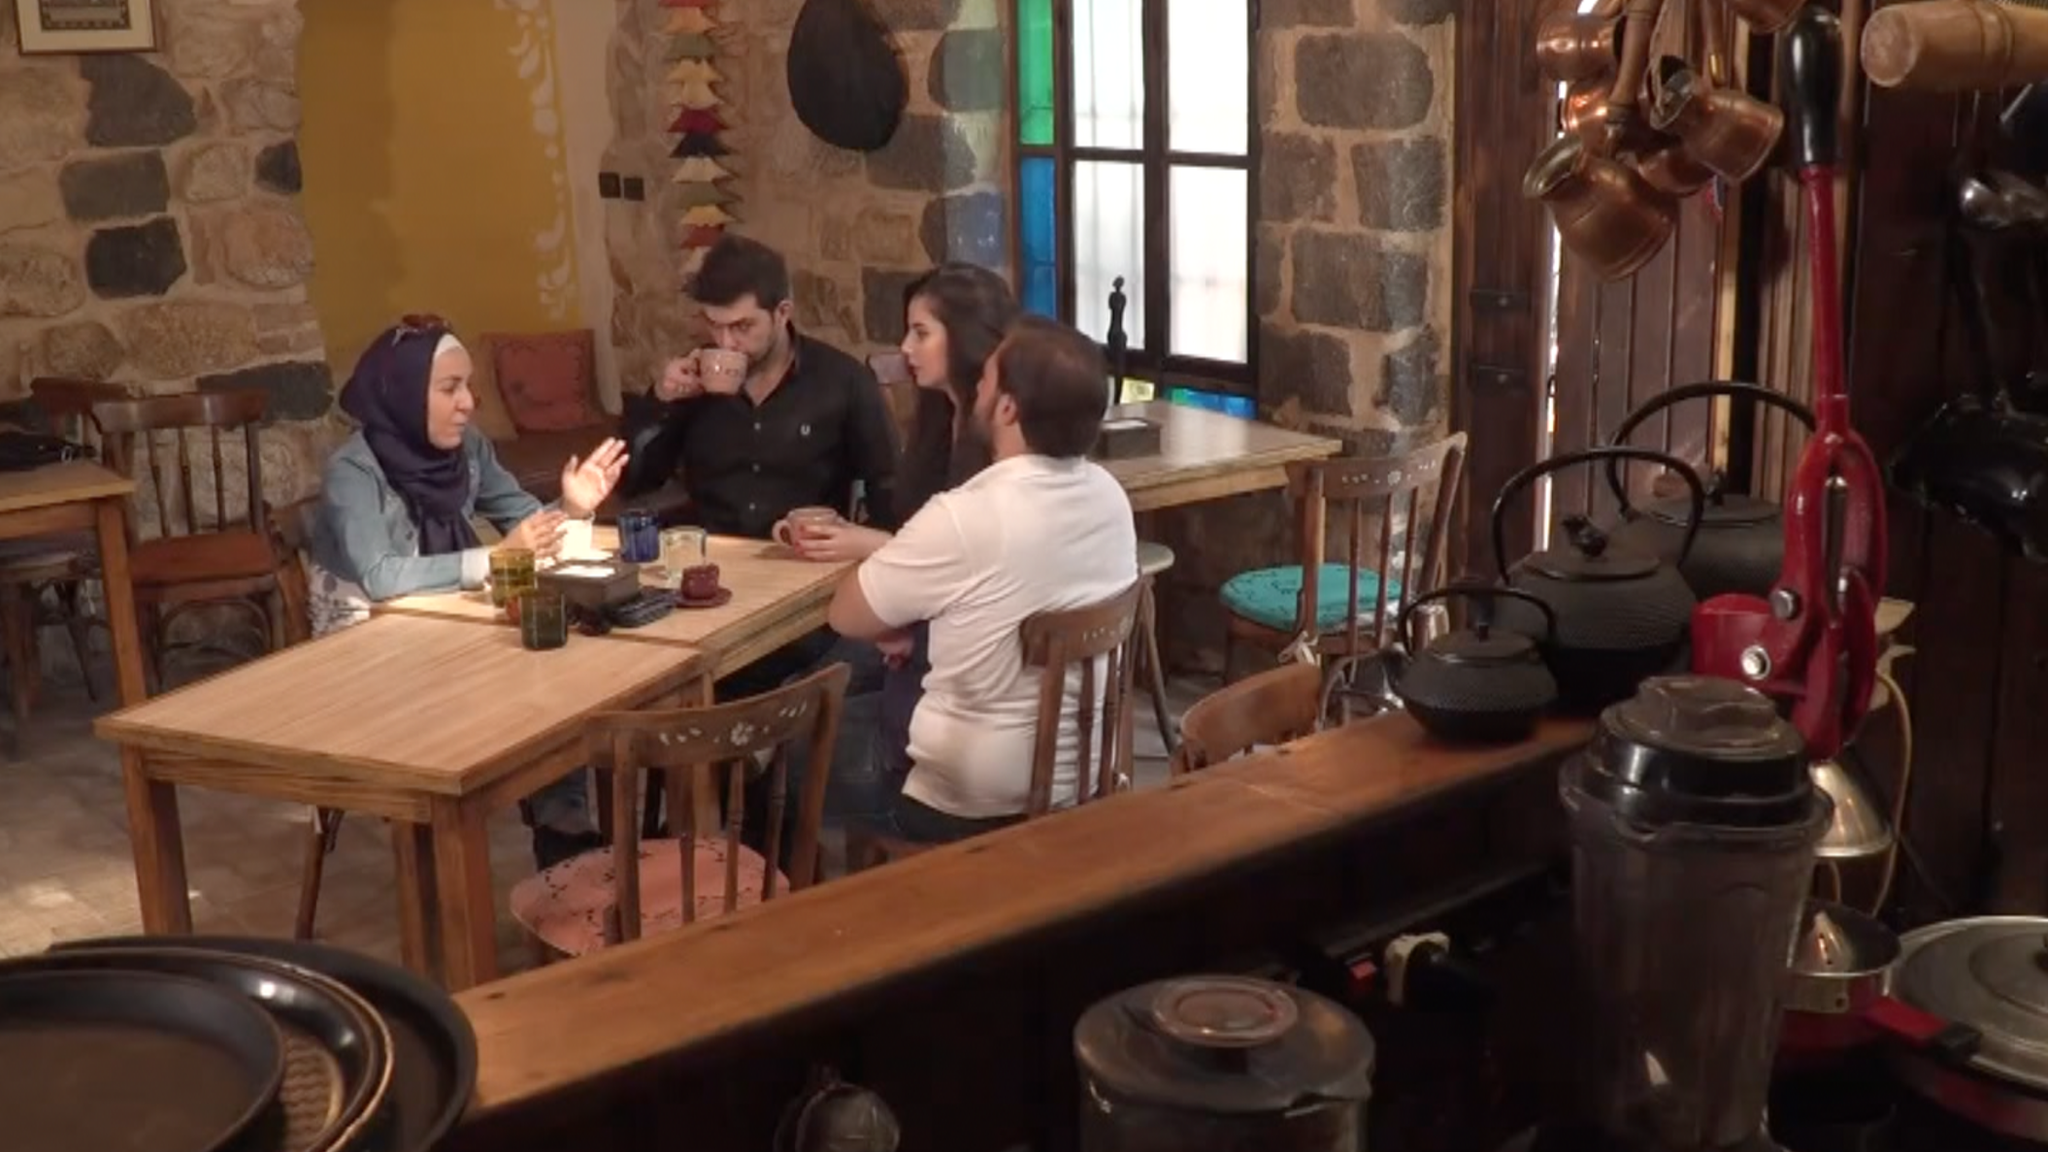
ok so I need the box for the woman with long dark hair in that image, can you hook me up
[796,263,1019,787]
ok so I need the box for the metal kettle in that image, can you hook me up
[1602,380,1817,599]
[1491,446,1706,713]
[1388,582,1559,743]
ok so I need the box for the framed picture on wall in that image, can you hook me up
[13,0,159,54]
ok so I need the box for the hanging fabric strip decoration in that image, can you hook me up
[682,205,737,228]
[672,156,734,183]
[674,181,736,209]
[666,33,717,61]
[668,108,728,135]
[671,132,731,159]
[670,79,719,110]
[682,224,727,249]
[664,8,716,33]
[659,0,718,8]
[666,59,723,86]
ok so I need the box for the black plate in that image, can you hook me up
[10,948,395,1152]
[0,968,285,1152]
[51,936,476,1152]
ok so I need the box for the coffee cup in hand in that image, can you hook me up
[771,506,841,552]
[698,348,748,395]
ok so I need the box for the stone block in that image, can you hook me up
[862,267,924,345]
[81,56,198,148]
[0,171,63,235]
[792,268,862,340]
[37,320,124,381]
[180,142,247,202]
[1295,33,1433,131]
[86,217,187,299]
[1352,137,1447,232]
[1376,325,1442,426]
[1290,231,1428,332]
[199,360,333,421]
[257,328,324,356]
[0,241,85,318]
[167,12,254,79]
[255,140,302,193]
[866,113,977,193]
[929,28,1003,113]
[0,66,85,172]
[1260,133,1337,223]
[1255,227,1285,319]
[1385,0,1456,26]
[190,204,314,290]
[1261,325,1353,416]
[253,301,319,331]
[854,205,920,264]
[220,78,300,133]
[60,151,170,222]
[1261,0,1357,27]
[120,300,259,378]
[919,189,1005,266]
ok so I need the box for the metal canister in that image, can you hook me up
[1074,975,1375,1152]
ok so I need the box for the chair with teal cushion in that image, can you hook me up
[1221,434,1469,698]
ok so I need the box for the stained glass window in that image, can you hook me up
[1019,158,1058,318]
[1018,0,1055,146]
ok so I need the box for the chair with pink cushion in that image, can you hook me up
[509,662,850,960]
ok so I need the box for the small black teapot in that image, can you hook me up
[1601,381,1815,599]
[1491,446,1706,714]
[1389,582,1559,744]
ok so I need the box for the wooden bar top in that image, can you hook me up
[456,713,1592,1120]
[0,459,134,512]
[94,614,705,795]
[1099,401,1341,498]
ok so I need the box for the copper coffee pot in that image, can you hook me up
[1537,0,1627,85]
[1637,131,1720,195]
[1650,54,1786,181]
[1580,0,1669,157]
[1526,133,1678,280]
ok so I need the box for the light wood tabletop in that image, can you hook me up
[1098,401,1343,512]
[95,612,707,990]
[0,459,147,705]
[381,532,854,676]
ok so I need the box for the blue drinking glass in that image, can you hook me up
[617,508,660,563]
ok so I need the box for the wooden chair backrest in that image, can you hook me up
[87,389,271,544]
[583,661,850,946]
[269,494,320,647]
[1286,432,1468,655]
[1170,662,1323,776]
[1019,578,1147,816]
[28,377,129,451]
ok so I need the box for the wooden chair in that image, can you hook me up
[1219,434,1467,706]
[848,578,1149,871]
[508,662,850,960]
[90,389,294,685]
[1169,662,1324,776]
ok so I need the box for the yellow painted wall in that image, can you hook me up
[298,0,586,374]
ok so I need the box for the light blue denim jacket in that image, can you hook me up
[309,429,544,601]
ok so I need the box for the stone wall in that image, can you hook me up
[601,0,1007,391]
[0,0,336,513]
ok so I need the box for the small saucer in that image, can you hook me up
[676,587,733,609]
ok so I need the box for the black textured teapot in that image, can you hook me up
[1389,583,1559,744]
[1602,381,1815,599]
[1491,446,1706,714]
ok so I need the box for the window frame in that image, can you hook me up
[1007,0,1262,397]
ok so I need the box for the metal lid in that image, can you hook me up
[1570,675,1819,829]
[1892,916,2048,1089]
[1430,621,1540,666]
[1074,976,1375,1115]
[1525,517,1659,582]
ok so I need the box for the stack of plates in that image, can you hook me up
[6,937,476,1152]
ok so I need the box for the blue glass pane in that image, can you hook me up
[1019,157,1058,318]
[1166,386,1255,419]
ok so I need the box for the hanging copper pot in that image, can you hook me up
[1526,133,1678,280]
[1578,0,1668,157]
[1723,0,1801,34]
[1649,55,1785,182]
[1636,135,1719,197]
[1536,0,1627,86]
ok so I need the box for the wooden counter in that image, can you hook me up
[448,713,1591,1151]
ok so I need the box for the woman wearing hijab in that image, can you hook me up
[307,315,626,864]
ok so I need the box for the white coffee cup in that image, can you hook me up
[560,515,596,560]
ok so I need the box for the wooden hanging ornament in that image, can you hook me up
[672,157,734,183]
[675,181,737,209]
[668,108,728,135]
[671,132,731,159]
[682,224,727,250]
[663,8,716,34]
[670,79,719,110]
[681,205,737,228]
[666,59,724,86]
[666,33,717,60]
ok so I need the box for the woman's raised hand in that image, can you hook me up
[560,437,628,518]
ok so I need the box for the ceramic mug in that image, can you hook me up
[771,506,840,551]
[699,348,748,395]
[559,515,597,561]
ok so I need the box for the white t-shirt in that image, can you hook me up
[857,453,1138,818]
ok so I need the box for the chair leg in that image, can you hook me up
[56,582,97,703]
[0,583,38,734]
[294,807,342,941]
[1139,603,1175,756]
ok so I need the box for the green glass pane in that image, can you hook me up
[1018,0,1054,145]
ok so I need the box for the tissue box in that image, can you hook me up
[1091,416,1162,460]
[540,560,644,612]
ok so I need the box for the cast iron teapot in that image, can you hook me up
[1491,445,1706,714]
[1602,380,1816,599]
[1389,582,1559,744]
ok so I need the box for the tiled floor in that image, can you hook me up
[0,661,1207,978]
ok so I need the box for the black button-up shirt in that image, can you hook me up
[620,333,902,537]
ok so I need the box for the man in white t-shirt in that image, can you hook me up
[826,315,1137,844]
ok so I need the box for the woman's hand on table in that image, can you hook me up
[503,509,567,560]
[559,437,628,518]
[794,522,891,563]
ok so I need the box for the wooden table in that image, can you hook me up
[0,460,146,705]
[382,533,854,678]
[1100,401,1343,512]
[93,613,705,989]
